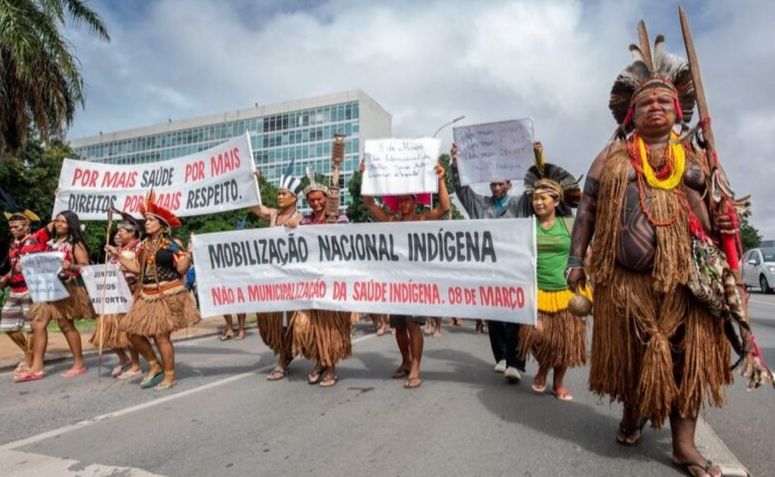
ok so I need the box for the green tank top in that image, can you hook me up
[536,217,571,291]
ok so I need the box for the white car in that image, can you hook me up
[742,247,775,293]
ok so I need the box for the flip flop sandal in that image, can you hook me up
[154,380,177,391]
[235,332,246,341]
[552,390,573,401]
[319,376,338,388]
[140,371,165,389]
[219,333,233,341]
[671,457,720,477]
[266,368,286,381]
[308,368,326,385]
[117,369,143,381]
[616,418,649,446]
[111,363,129,378]
[14,371,44,383]
[60,367,87,378]
[403,377,422,389]
[391,367,410,379]
[531,382,547,393]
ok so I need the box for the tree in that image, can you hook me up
[741,216,762,251]
[0,0,110,155]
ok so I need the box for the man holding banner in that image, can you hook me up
[449,142,534,382]
[360,159,450,389]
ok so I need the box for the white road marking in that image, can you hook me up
[0,333,376,452]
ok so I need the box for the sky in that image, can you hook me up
[65,0,775,238]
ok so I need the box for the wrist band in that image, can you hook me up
[567,256,583,268]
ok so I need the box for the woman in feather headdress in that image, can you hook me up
[289,169,352,387]
[249,164,303,381]
[567,22,743,475]
[107,193,200,390]
[517,142,590,401]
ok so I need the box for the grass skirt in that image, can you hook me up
[121,287,200,337]
[519,309,586,369]
[291,309,352,367]
[589,265,731,427]
[89,314,130,349]
[29,282,95,324]
[257,312,292,356]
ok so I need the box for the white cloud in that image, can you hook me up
[66,0,775,237]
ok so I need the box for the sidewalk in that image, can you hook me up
[0,317,228,371]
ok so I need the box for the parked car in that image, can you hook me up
[742,247,775,293]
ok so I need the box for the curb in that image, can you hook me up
[0,330,221,373]
[696,415,751,477]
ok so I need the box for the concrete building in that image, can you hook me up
[69,90,392,208]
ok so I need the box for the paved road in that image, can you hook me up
[0,314,765,477]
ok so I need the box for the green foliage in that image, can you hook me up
[741,217,762,251]
[0,0,110,154]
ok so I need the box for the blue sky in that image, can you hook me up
[67,0,775,237]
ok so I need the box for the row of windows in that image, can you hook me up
[74,101,360,160]
[263,102,358,132]
[261,121,358,148]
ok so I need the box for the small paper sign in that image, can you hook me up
[361,138,440,196]
[453,119,534,185]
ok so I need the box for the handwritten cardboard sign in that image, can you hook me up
[53,132,261,220]
[361,138,440,196]
[80,264,134,315]
[453,119,534,185]
[19,252,70,302]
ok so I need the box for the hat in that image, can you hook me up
[139,191,181,228]
[278,158,303,196]
[4,208,40,223]
[302,167,330,197]
[112,207,144,237]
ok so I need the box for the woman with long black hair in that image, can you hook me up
[28,209,95,379]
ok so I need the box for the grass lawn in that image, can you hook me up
[46,318,96,333]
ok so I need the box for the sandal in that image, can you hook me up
[391,367,410,379]
[308,367,325,385]
[319,375,338,387]
[235,331,246,341]
[219,333,233,341]
[14,371,44,383]
[266,367,286,381]
[13,362,30,375]
[404,377,422,389]
[671,457,722,477]
[111,363,129,378]
[154,380,177,391]
[140,371,164,389]
[551,390,573,401]
[117,368,143,381]
[616,417,648,446]
[60,367,87,379]
[531,379,547,394]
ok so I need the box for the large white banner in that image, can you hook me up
[361,138,440,196]
[54,132,261,220]
[80,264,134,315]
[20,252,70,302]
[192,219,537,324]
[453,119,534,185]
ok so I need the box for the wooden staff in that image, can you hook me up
[326,134,346,224]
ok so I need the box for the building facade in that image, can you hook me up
[70,90,392,208]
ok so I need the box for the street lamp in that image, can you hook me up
[432,115,465,138]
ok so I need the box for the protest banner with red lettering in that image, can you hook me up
[192,219,537,324]
[53,132,260,220]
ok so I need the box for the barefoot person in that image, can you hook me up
[249,167,302,381]
[450,142,528,381]
[108,193,200,390]
[89,211,142,380]
[28,210,95,378]
[291,170,352,387]
[568,24,743,476]
[1,209,48,382]
[360,160,450,389]
[515,159,589,401]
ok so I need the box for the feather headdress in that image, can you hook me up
[278,157,303,196]
[609,21,696,134]
[302,166,329,197]
[139,191,181,228]
[521,147,582,217]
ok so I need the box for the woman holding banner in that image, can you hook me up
[290,173,352,387]
[249,167,303,381]
[515,160,590,401]
[28,210,95,379]
[107,193,200,390]
[360,160,451,389]
[90,212,143,380]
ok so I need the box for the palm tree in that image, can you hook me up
[0,0,109,155]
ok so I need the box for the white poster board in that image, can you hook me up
[80,264,134,314]
[53,132,261,220]
[192,219,537,324]
[361,138,440,196]
[19,252,69,302]
[453,119,534,185]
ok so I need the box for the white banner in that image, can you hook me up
[192,219,537,324]
[80,264,134,315]
[361,138,440,196]
[54,132,261,220]
[453,119,534,186]
[20,252,70,302]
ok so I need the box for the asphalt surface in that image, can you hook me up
[0,311,766,477]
